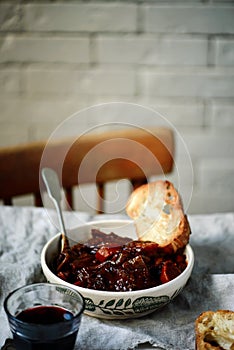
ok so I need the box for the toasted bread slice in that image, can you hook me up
[195,310,234,350]
[126,180,191,252]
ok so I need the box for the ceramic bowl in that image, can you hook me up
[41,220,194,319]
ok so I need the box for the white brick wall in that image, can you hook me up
[25,68,136,96]
[139,68,234,97]
[0,1,234,215]
[209,101,234,128]
[24,3,137,32]
[0,35,90,63]
[95,35,208,65]
[143,5,234,34]
[213,38,234,66]
[0,69,22,94]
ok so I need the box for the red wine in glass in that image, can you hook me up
[13,305,78,350]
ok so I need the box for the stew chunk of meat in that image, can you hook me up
[54,229,187,292]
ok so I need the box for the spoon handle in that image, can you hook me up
[41,167,66,235]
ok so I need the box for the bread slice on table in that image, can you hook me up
[195,310,234,350]
[126,180,191,253]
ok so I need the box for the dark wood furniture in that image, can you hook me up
[0,127,174,213]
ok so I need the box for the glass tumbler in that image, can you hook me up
[4,283,84,350]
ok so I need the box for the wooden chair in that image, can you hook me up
[0,127,174,213]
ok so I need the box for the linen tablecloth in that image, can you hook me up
[0,206,233,349]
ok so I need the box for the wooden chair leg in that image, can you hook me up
[131,177,148,190]
[34,192,43,207]
[65,187,73,210]
[3,197,13,205]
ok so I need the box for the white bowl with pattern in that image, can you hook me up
[41,220,194,319]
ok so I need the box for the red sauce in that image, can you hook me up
[54,229,187,292]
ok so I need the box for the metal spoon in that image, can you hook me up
[41,167,68,252]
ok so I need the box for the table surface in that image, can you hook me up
[0,206,234,350]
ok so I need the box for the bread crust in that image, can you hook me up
[195,310,234,350]
[126,180,191,253]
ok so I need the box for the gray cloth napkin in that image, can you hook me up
[76,274,234,350]
[2,275,233,350]
[1,207,234,349]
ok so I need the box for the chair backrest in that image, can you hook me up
[0,127,174,213]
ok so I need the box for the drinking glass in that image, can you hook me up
[4,283,84,350]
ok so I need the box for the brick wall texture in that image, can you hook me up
[0,1,234,214]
